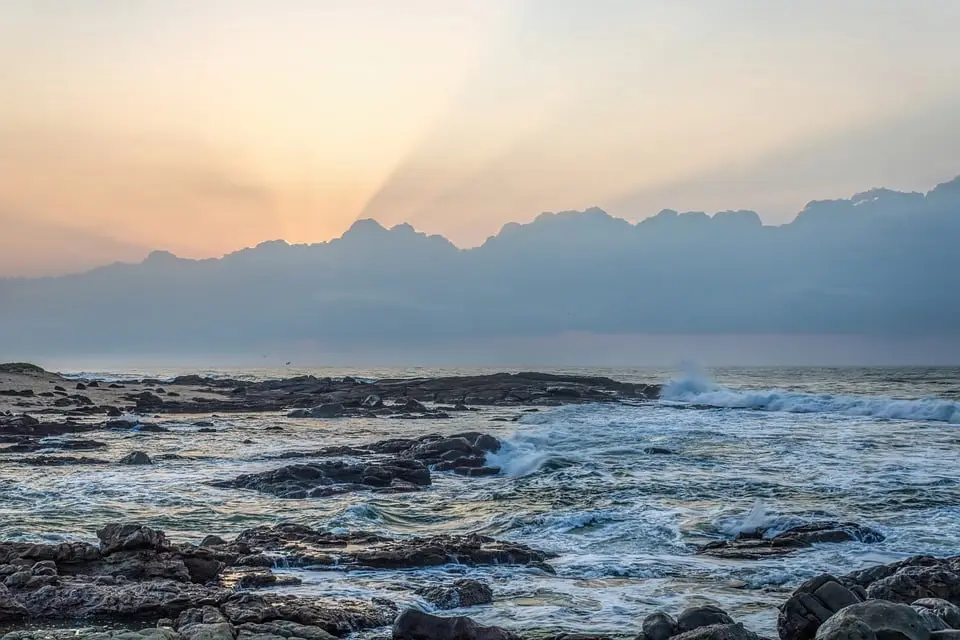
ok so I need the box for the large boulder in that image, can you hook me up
[98,523,168,555]
[913,599,960,628]
[671,623,759,640]
[779,575,865,640]
[814,600,931,640]
[392,608,519,640]
[866,564,960,604]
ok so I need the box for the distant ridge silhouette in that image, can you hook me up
[1,177,958,356]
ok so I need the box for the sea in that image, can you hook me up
[2,365,959,637]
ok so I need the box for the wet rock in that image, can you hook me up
[932,633,960,640]
[136,392,165,411]
[200,536,228,548]
[0,583,28,621]
[415,579,493,609]
[700,522,883,560]
[119,451,154,465]
[231,523,553,570]
[219,592,397,635]
[99,523,169,554]
[671,623,759,640]
[392,608,519,640]
[864,559,960,604]
[211,459,431,499]
[236,621,337,639]
[643,611,679,640]
[362,395,383,409]
[913,598,960,628]
[0,438,107,453]
[778,574,865,640]
[9,455,108,466]
[814,600,929,640]
[288,403,347,419]
[677,606,735,632]
[643,447,676,455]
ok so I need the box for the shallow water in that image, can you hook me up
[3,366,960,637]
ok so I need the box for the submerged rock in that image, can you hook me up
[118,451,154,465]
[415,579,493,609]
[699,522,884,560]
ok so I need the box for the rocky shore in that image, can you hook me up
[0,363,660,420]
[3,363,960,639]
[1,521,958,639]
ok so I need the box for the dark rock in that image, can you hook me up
[671,624,759,640]
[415,579,493,609]
[88,381,100,388]
[75,383,87,390]
[0,583,29,621]
[643,447,677,455]
[106,406,123,417]
[913,598,960,628]
[700,522,883,561]
[230,523,553,570]
[119,451,154,465]
[98,523,168,554]
[865,560,960,604]
[643,611,679,640]
[678,605,735,632]
[778,574,864,640]
[200,536,228,548]
[392,608,519,640]
[211,459,431,498]
[236,621,337,639]
[814,600,929,640]
[136,392,165,411]
[53,386,66,392]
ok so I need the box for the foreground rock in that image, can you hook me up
[779,555,960,640]
[699,522,884,560]
[814,600,930,640]
[211,459,431,498]
[273,432,504,477]
[392,608,519,640]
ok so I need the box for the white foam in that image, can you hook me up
[661,374,960,423]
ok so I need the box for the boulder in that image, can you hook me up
[643,611,679,640]
[671,624,759,640]
[814,600,930,640]
[415,579,494,609]
[98,523,169,554]
[678,606,735,632]
[392,608,519,640]
[119,451,153,465]
[235,620,337,639]
[913,599,960,628]
[779,575,865,640]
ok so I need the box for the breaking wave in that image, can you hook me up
[661,374,960,423]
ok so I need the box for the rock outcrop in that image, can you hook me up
[699,522,884,560]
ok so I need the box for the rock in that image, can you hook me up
[814,600,929,640]
[200,536,228,548]
[677,606,735,632]
[119,451,154,465]
[913,599,960,628]
[866,562,960,604]
[643,611,679,640]
[700,522,883,561]
[778,575,865,640]
[643,447,676,455]
[415,579,493,609]
[211,459,431,498]
[392,608,519,640]
[98,523,168,554]
[362,395,383,409]
[231,523,553,570]
[75,383,87,390]
[180,623,235,640]
[304,403,346,418]
[931,633,960,640]
[136,392,165,410]
[0,583,29,621]
[914,607,951,632]
[236,621,337,639]
[671,624,759,640]
[400,398,427,413]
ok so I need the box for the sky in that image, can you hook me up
[2,0,959,276]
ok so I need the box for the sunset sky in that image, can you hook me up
[2,0,959,276]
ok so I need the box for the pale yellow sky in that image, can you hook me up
[2,0,959,275]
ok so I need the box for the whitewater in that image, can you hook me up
[3,365,960,637]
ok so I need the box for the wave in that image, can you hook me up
[661,374,960,423]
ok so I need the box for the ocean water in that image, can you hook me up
[3,366,960,637]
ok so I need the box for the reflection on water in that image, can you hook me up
[3,366,960,636]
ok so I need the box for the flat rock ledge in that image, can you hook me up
[697,521,885,560]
